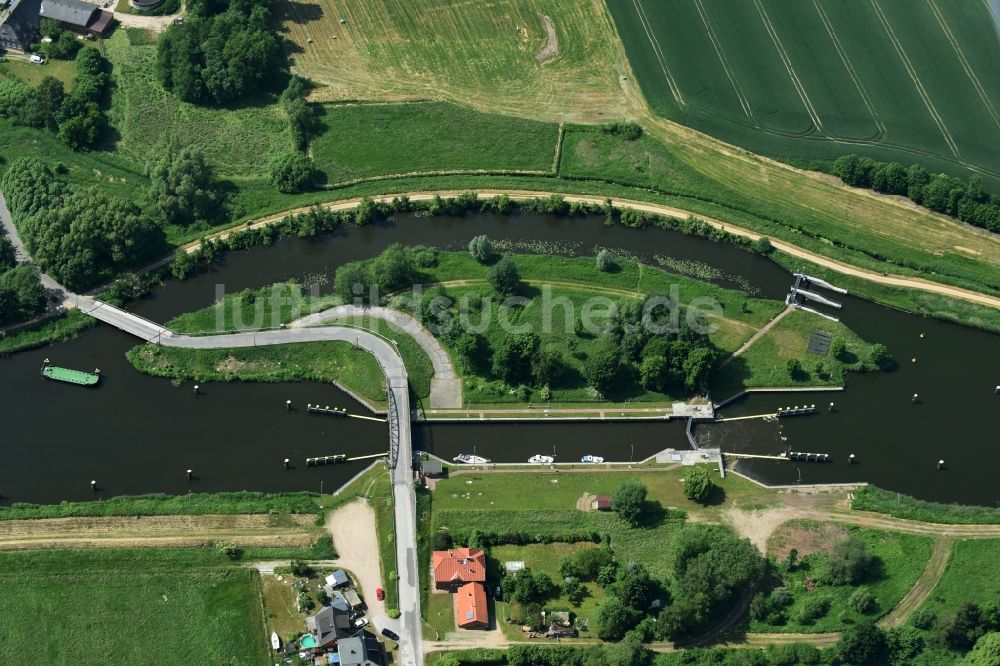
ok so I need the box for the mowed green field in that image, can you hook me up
[607,0,1000,187]
[0,549,270,665]
[311,102,560,184]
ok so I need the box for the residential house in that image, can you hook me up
[0,0,42,51]
[39,0,112,39]
[455,581,489,629]
[305,604,353,650]
[337,631,384,666]
[432,547,486,591]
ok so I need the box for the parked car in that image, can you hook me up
[375,587,385,601]
[29,54,45,64]
[352,617,369,629]
[173,17,184,25]
[381,628,399,642]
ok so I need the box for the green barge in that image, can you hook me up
[41,364,100,386]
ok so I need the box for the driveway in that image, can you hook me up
[327,499,398,634]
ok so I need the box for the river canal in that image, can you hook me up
[1,211,997,505]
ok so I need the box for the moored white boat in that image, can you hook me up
[271,631,281,651]
[453,453,490,464]
[528,455,555,464]
[580,455,604,463]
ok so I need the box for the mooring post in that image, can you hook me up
[186,469,193,481]
[286,399,292,411]
[283,458,290,470]
[90,480,97,491]
[193,384,200,395]
[829,402,835,412]
[937,459,945,470]
[848,453,855,464]
[912,393,919,403]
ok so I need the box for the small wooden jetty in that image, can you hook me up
[782,451,830,463]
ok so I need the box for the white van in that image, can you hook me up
[29,54,45,64]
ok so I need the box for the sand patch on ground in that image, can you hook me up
[576,492,596,512]
[535,14,559,62]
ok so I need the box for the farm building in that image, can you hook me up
[593,495,612,511]
[39,0,113,38]
[0,0,42,51]
[454,581,489,630]
[432,547,486,591]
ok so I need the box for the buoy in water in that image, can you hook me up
[90,480,97,491]
[937,459,945,470]
[186,469,193,480]
[848,454,856,464]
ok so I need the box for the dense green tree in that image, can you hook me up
[885,626,925,665]
[596,596,641,641]
[279,76,317,149]
[17,188,164,289]
[868,342,893,370]
[34,76,65,131]
[532,346,566,387]
[848,586,877,614]
[821,536,877,586]
[596,633,652,666]
[682,465,715,504]
[613,562,655,611]
[57,101,103,151]
[584,335,622,393]
[0,264,47,324]
[502,568,554,605]
[560,548,613,582]
[270,151,316,193]
[611,481,646,527]
[561,578,587,607]
[0,158,67,218]
[146,140,221,227]
[787,358,804,379]
[468,234,493,263]
[454,332,488,372]
[491,332,539,386]
[639,354,668,391]
[157,0,285,105]
[489,255,520,296]
[946,603,992,651]
[369,243,415,295]
[964,633,1000,665]
[834,623,886,665]
[596,248,614,271]
[333,261,368,303]
[0,236,15,270]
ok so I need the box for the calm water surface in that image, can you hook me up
[1,212,997,504]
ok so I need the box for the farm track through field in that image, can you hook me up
[691,0,754,122]
[926,0,1000,132]
[868,0,961,159]
[751,0,824,134]
[630,0,686,116]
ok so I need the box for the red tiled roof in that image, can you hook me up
[455,582,488,628]
[432,548,486,585]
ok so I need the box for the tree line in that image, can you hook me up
[0,236,46,326]
[833,154,1000,234]
[0,158,165,291]
[0,47,112,151]
[156,0,285,105]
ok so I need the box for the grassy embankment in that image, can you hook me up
[851,485,1000,525]
[753,519,932,633]
[0,490,323,520]
[0,548,271,665]
[917,539,1000,616]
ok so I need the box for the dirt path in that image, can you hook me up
[0,514,320,550]
[878,536,952,628]
[326,499,395,632]
[184,190,1000,313]
[723,306,793,364]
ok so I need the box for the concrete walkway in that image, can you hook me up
[291,304,462,409]
[722,305,793,365]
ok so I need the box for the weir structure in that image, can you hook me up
[786,272,847,321]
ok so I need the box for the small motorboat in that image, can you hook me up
[271,631,281,651]
[453,454,490,464]
[528,455,555,464]
[580,455,604,464]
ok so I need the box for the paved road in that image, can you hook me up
[291,304,462,408]
[154,321,423,666]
